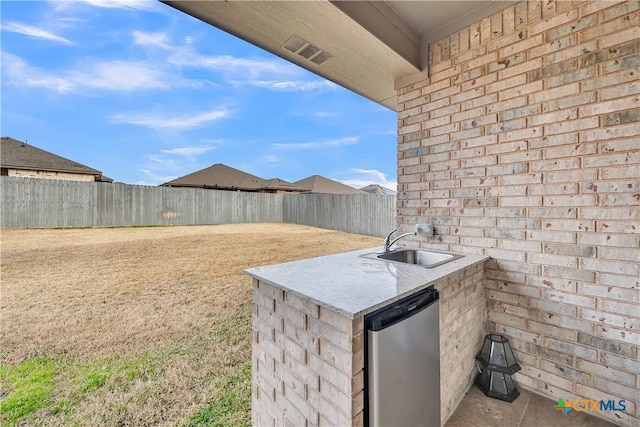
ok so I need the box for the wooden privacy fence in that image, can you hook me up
[0,177,396,237]
[0,177,284,228]
[283,193,395,238]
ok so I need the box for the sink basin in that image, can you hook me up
[371,249,464,268]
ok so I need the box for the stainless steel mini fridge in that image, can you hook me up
[365,287,440,427]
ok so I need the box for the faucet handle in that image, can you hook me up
[378,229,398,253]
[384,229,397,241]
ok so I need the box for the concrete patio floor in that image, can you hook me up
[446,385,620,427]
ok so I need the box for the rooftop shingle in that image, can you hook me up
[1,136,109,181]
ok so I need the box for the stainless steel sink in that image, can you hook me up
[368,249,464,268]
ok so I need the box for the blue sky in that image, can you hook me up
[1,0,397,189]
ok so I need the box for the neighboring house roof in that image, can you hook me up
[360,184,397,195]
[260,178,306,192]
[161,163,266,191]
[0,136,111,182]
[162,165,363,194]
[294,175,365,194]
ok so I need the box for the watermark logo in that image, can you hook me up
[554,398,573,415]
[554,397,626,415]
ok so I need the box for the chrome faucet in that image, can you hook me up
[378,229,416,253]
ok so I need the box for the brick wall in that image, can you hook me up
[252,278,365,426]
[7,169,96,181]
[436,263,486,424]
[396,1,639,426]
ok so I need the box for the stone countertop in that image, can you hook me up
[245,247,489,318]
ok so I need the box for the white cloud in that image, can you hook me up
[1,52,206,94]
[71,61,174,91]
[55,16,85,24]
[132,29,296,78]
[136,168,177,186]
[246,80,337,91]
[272,136,359,150]
[199,138,226,145]
[263,155,281,164]
[132,30,172,50]
[169,52,298,78]
[76,0,157,10]
[351,168,388,183]
[160,146,216,156]
[338,168,397,192]
[2,52,74,93]
[314,111,338,118]
[110,108,230,130]
[2,21,73,45]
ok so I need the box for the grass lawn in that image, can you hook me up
[0,223,382,426]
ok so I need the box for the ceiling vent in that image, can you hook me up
[282,35,333,66]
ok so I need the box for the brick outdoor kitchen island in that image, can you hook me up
[245,247,488,426]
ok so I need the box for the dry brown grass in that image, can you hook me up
[0,223,381,425]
